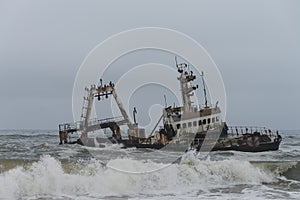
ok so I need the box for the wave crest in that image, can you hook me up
[0,155,283,199]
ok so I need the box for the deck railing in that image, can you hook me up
[227,126,278,137]
[59,116,125,133]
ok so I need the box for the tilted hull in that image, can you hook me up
[211,139,281,152]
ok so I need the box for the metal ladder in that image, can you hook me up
[80,87,90,122]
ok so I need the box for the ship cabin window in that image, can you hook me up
[212,117,215,123]
[208,118,211,124]
[182,123,187,128]
[198,120,202,126]
[188,122,192,127]
[216,116,219,122]
[203,119,206,125]
[193,121,197,127]
[176,124,181,129]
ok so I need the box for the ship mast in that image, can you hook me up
[201,71,209,108]
[176,57,197,113]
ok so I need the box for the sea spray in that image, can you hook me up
[0,155,280,199]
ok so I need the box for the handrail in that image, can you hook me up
[227,125,278,136]
[59,116,125,132]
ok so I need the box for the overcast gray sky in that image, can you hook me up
[0,0,300,130]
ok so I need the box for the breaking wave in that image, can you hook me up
[1,154,294,199]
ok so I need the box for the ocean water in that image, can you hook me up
[0,130,299,200]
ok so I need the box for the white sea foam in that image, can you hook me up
[0,154,280,199]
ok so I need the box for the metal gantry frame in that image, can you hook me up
[59,81,134,144]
